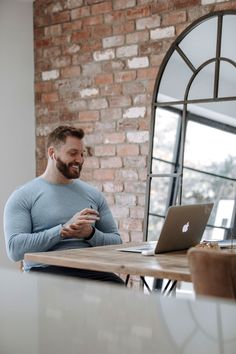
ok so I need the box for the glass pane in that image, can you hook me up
[188,62,215,100]
[184,120,236,177]
[157,51,193,102]
[182,169,236,241]
[219,61,236,97]
[179,17,217,68]
[221,15,236,62]
[146,215,164,241]
[149,177,173,216]
[187,101,236,128]
[152,159,173,175]
[152,107,180,166]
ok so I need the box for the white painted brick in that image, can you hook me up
[201,0,226,3]
[67,44,80,54]
[115,193,136,206]
[127,57,149,69]
[65,0,83,9]
[93,49,115,61]
[127,131,149,143]
[88,98,108,110]
[82,62,102,76]
[136,15,161,30]
[103,182,124,193]
[116,169,138,180]
[110,205,129,218]
[116,45,138,58]
[80,88,99,98]
[103,35,124,48]
[151,26,175,40]
[42,69,59,81]
[51,2,63,12]
[67,100,87,112]
[123,107,146,119]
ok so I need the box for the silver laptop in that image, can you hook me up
[119,203,214,254]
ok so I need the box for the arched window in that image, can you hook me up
[145,11,236,243]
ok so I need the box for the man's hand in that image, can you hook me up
[60,208,100,239]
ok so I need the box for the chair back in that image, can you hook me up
[187,248,236,300]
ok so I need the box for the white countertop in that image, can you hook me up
[0,268,236,354]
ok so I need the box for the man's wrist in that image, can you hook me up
[60,224,67,239]
[85,226,95,240]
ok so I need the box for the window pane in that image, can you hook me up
[149,177,172,216]
[219,61,236,97]
[146,215,164,241]
[152,159,173,175]
[157,51,193,102]
[221,15,236,62]
[182,166,236,240]
[179,17,217,68]
[184,120,236,177]
[188,62,215,100]
[152,107,180,165]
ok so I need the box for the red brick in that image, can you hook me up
[161,10,187,26]
[35,38,52,49]
[91,2,112,15]
[35,81,52,93]
[92,24,112,39]
[93,169,115,180]
[83,15,104,26]
[63,20,82,32]
[81,40,102,53]
[100,84,122,97]
[126,5,150,20]
[117,144,139,156]
[61,66,81,78]
[174,0,200,9]
[41,92,59,103]
[44,24,62,37]
[100,157,122,169]
[79,111,99,122]
[95,73,113,85]
[114,70,136,83]
[71,6,90,20]
[137,67,158,79]
[104,11,126,24]
[109,96,131,107]
[113,21,135,35]
[51,11,70,24]
[94,145,115,156]
[151,1,174,14]
[71,30,91,42]
[104,132,125,144]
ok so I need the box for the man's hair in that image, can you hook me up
[47,125,85,148]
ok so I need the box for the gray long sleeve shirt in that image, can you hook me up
[4,177,122,270]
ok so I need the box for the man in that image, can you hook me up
[4,125,124,284]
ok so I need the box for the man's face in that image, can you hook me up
[54,136,85,179]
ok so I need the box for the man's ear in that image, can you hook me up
[48,146,55,160]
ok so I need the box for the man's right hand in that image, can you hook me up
[60,208,100,239]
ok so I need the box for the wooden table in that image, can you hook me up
[24,242,191,286]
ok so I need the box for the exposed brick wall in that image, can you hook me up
[34,0,236,243]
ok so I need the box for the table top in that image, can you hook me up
[1,266,236,354]
[25,242,191,282]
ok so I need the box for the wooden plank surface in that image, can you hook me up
[24,242,191,282]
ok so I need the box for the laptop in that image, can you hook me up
[118,203,214,254]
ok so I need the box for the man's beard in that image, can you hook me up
[56,157,82,179]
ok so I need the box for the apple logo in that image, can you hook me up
[182,221,189,233]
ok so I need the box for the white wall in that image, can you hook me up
[0,0,35,268]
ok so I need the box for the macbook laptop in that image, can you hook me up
[118,203,214,254]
